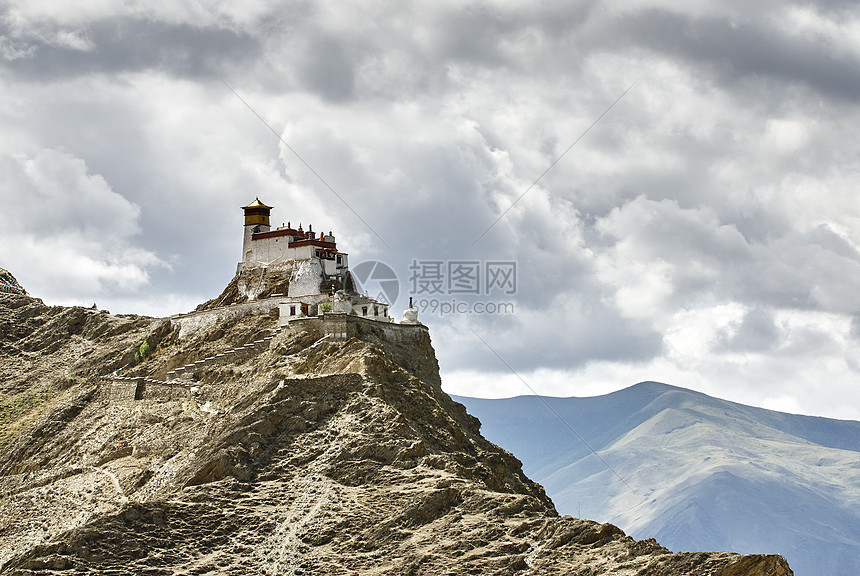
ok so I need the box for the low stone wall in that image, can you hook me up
[171,299,281,339]
[171,295,416,342]
[101,378,142,403]
[138,380,189,401]
[282,314,427,341]
[166,328,281,379]
[100,377,189,403]
[101,311,424,406]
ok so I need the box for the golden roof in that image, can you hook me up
[241,197,273,210]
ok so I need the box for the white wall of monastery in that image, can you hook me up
[244,237,316,268]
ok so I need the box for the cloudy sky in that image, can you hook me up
[2,0,859,420]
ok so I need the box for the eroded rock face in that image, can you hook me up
[196,261,353,311]
[0,294,793,575]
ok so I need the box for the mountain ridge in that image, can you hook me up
[454,382,859,576]
[1,292,793,574]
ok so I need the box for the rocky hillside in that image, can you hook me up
[0,292,793,575]
[196,262,355,311]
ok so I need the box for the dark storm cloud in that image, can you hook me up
[851,315,860,340]
[433,5,520,67]
[253,1,600,102]
[612,8,860,102]
[714,307,781,353]
[0,16,261,80]
[297,34,356,102]
[741,225,860,313]
[362,2,860,105]
[431,3,562,68]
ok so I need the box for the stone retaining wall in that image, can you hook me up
[165,328,282,379]
[283,314,427,341]
[101,378,142,403]
[101,312,424,406]
[99,377,189,403]
[171,299,281,339]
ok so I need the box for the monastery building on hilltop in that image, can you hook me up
[238,198,415,325]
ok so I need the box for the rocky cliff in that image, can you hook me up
[0,292,793,575]
[195,262,355,311]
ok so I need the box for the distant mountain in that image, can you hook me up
[454,382,860,576]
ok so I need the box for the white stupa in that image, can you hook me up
[401,297,419,324]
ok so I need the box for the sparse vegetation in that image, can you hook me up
[0,386,52,428]
[135,339,152,363]
[0,383,59,447]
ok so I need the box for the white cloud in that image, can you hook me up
[5,149,140,237]
[781,4,860,60]
[0,148,165,304]
[1,0,859,421]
